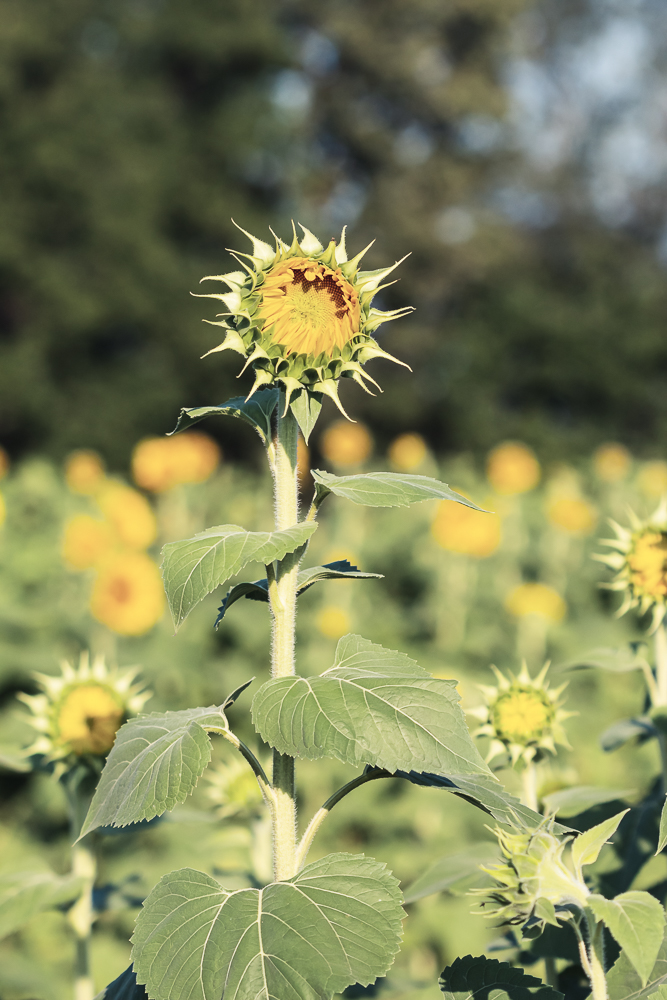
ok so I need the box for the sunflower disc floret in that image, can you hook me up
[468,662,572,766]
[198,222,413,419]
[595,499,667,631]
[19,652,150,767]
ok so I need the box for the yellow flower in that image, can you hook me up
[487,442,540,496]
[0,446,9,480]
[65,450,106,495]
[198,222,412,417]
[547,498,597,535]
[388,433,427,472]
[505,583,566,622]
[468,662,572,766]
[62,514,115,570]
[595,500,667,630]
[320,420,373,468]
[96,482,157,549]
[132,433,221,493]
[317,606,351,639]
[637,461,667,499]
[19,652,149,763]
[593,443,631,483]
[90,551,165,635]
[431,494,501,558]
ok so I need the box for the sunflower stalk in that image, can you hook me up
[576,915,608,1000]
[267,399,301,881]
[64,775,97,1000]
[520,760,539,812]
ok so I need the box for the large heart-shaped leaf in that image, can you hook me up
[439,955,562,1000]
[252,634,492,777]
[94,966,148,1000]
[608,926,667,1000]
[541,785,632,819]
[0,871,84,939]
[162,521,317,628]
[132,853,403,1000]
[169,389,280,447]
[589,892,666,986]
[81,683,250,837]
[311,470,482,509]
[215,561,382,626]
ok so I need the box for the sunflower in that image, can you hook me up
[90,551,165,635]
[468,662,572,766]
[132,433,221,493]
[486,442,540,496]
[64,450,106,496]
[595,499,667,630]
[19,652,149,764]
[320,420,373,467]
[431,494,501,559]
[198,222,413,418]
[61,514,116,570]
[95,482,157,550]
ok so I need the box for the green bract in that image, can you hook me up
[196,222,413,424]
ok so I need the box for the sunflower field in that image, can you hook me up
[1,404,666,999]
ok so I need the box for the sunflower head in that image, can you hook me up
[468,662,573,767]
[19,652,150,767]
[205,757,265,820]
[471,819,588,930]
[198,222,413,425]
[595,500,667,631]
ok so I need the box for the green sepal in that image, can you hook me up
[311,469,483,509]
[132,853,404,1000]
[571,809,629,879]
[80,681,251,836]
[439,954,562,1000]
[214,560,382,627]
[169,389,280,447]
[289,387,323,443]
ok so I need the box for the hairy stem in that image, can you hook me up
[269,400,300,881]
[577,914,607,1000]
[69,837,96,1000]
[521,760,539,812]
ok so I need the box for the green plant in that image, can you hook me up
[84,225,550,1000]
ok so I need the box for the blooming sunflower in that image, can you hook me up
[90,551,165,636]
[468,662,572,766]
[19,652,149,764]
[595,499,667,630]
[198,222,413,418]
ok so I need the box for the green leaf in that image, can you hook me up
[656,797,667,855]
[608,925,667,1000]
[214,561,382,627]
[162,521,318,628]
[403,845,497,903]
[396,770,566,832]
[588,891,666,986]
[439,954,563,1000]
[93,966,147,1000]
[80,684,250,836]
[563,646,649,673]
[311,469,483,509]
[0,871,84,939]
[601,717,657,752]
[289,389,322,443]
[132,853,403,1000]
[169,389,280,447]
[541,785,632,818]
[571,809,629,877]
[252,633,492,776]
[0,747,31,772]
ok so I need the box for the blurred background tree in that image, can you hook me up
[2,0,667,466]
